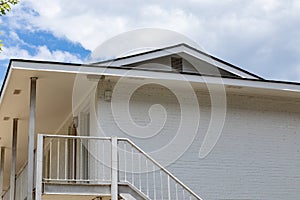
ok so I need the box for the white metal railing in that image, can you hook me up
[42,135,112,183]
[2,164,28,200]
[15,164,28,200]
[2,189,9,200]
[118,138,202,200]
[36,134,202,200]
[2,154,35,200]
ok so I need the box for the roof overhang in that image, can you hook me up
[9,59,300,94]
[0,61,77,190]
[0,59,300,190]
[1,60,299,134]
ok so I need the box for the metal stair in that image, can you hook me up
[34,134,202,200]
[119,182,150,200]
[117,138,202,200]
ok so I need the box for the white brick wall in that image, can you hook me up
[96,81,300,200]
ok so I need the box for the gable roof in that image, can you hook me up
[3,59,300,95]
[1,43,300,103]
[94,43,263,80]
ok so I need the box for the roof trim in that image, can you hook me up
[0,60,13,102]
[94,43,264,80]
[7,59,300,91]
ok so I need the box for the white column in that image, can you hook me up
[10,118,18,200]
[0,147,5,197]
[27,77,37,200]
[111,137,118,200]
[35,134,44,200]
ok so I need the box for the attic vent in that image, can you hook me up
[3,117,10,121]
[171,57,183,72]
[13,89,22,95]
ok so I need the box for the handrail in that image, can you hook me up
[41,134,112,182]
[42,134,112,140]
[35,134,202,200]
[2,150,36,200]
[120,138,202,200]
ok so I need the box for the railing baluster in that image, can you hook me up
[176,183,178,200]
[49,139,52,179]
[131,147,134,185]
[80,139,83,180]
[102,140,105,181]
[167,175,171,200]
[146,159,149,197]
[124,142,127,181]
[94,140,97,181]
[64,138,68,180]
[109,140,112,181]
[57,139,60,180]
[139,154,141,191]
[160,171,163,200]
[153,165,156,200]
[72,138,75,180]
[183,189,185,200]
[44,148,48,179]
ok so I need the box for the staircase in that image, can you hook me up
[34,134,202,200]
[119,182,150,200]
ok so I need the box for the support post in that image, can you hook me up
[0,147,5,197]
[35,134,44,200]
[111,136,118,200]
[10,118,18,200]
[28,77,37,200]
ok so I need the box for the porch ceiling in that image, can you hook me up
[0,68,76,191]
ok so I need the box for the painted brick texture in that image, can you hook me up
[96,81,300,200]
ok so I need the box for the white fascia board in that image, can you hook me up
[12,61,83,74]
[0,66,13,106]
[97,46,184,66]
[181,46,258,79]
[98,45,258,79]
[11,60,300,93]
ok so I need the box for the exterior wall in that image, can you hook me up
[174,94,300,200]
[96,81,300,200]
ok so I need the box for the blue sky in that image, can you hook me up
[1,0,300,87]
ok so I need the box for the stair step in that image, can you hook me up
[120,193,137,200]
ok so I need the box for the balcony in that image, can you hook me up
[2,134,202,200]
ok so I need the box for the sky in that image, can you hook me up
[0,0,300,87]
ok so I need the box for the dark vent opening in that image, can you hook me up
[171,57,183,72]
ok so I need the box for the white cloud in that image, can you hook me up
[34,46,83,62]
[16,0,298,52]
[0,45,82,63]
[0,46,31,59]
[2,0,300,81]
